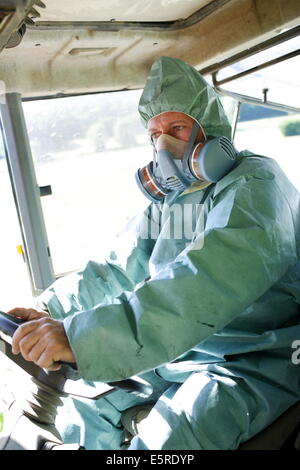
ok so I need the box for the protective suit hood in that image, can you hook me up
[138,56,232,140]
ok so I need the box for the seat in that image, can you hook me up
[239,401,300,450]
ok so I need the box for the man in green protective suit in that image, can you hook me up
[9,56,300,450]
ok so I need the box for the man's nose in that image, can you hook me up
[152,131,170,147]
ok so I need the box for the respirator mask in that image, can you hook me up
[136,122,237,202]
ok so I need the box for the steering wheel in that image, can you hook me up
[0,311,153,399]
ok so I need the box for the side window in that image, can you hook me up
[234,103,300,191]
[22,90,151,277]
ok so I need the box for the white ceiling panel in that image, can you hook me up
[35,0,212,23]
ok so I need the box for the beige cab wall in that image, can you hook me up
[0,0,299,97]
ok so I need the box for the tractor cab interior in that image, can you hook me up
[0,0,299,451]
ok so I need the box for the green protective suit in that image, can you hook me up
[39,57,300,450]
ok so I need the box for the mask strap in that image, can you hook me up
[149,135,159,169]
[182,122,200,179]
[152,145,157,168]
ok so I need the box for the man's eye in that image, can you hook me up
[150,132,160,141]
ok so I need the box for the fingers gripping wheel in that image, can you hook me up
[0,311,153,399]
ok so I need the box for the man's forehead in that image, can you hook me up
[147,112,195,130]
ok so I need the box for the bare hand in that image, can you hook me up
[11,316,75,371]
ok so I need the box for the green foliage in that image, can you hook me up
[279,119,300,137]
[86,116,113,151]
[239,103,287,122]
[114,113,141,148]
[24,97,98,159]
[23,89,145,159]
[0,412,3,432]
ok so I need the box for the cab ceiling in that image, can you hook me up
[0,0,299,98]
